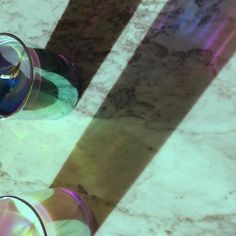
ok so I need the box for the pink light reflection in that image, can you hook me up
[204,20,228,50]
[211,28,236,65]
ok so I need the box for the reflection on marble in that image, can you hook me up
[1,0,236,235]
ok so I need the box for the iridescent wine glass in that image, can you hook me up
[0,33,81,119]
[0,188,95,235]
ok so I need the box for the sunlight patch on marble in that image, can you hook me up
[0,0,69,48]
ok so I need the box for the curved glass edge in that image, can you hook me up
[25,48,41,108]
[56,188,95,235]
[0,33,38,119]
[0,195,47,235]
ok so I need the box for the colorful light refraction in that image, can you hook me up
[0,34,33,118]
[0,197,44,235]
[0,188,93,236]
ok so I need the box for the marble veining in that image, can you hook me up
[1,0,236,235]
[0,0,69,47]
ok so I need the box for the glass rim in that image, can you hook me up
[56,188,95,234]
[0,32,35,119]
[0,189,95,235]
[0,195,47,235]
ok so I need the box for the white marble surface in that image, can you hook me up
[0,0,69,47]
[1,0,236,235]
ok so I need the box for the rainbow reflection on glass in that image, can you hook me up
[0,33,80,119]
[0,33,41,118]
[0,188,95,235]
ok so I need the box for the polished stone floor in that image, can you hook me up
[1,0,236,235]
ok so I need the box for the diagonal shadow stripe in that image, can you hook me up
[46,0,142,94]
[50,0,236,231]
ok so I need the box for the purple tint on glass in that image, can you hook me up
[0,33,35,118]
[204,20,228,50]
[211,28,236,65]
[56,188,95,234]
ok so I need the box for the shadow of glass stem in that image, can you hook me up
[20,49,81,119]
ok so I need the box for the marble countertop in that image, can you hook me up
[1,0,236,235]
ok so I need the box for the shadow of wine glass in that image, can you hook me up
[50,0,236,231]
[46,0,142,94]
